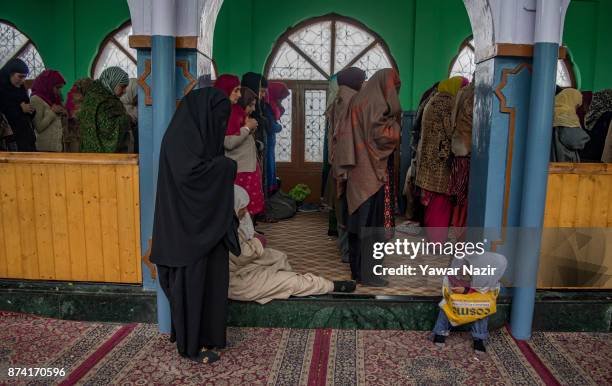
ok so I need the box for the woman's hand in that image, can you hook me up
[51,104,67,116]
[20,102,35,114]
[245,117,258,131]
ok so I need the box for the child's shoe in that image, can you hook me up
[473,338,486,354]
[433,334,446,347]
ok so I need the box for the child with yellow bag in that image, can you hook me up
[432,252,507,354]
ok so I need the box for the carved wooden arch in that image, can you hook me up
[264,12,399,80]
[90,19,135,78]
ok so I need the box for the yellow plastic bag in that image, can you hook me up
[439,280,499,326]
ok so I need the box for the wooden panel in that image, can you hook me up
[543,173,563,227]
[65,164,88,281]
[541,163,612,289]
[0,153,142,284]
[558,174,579,227]
[31,165,55,280]
[49,165,72,280]
[99,165,121,282]
[132,166,142,282]
[82,165,105,282]
[575,174,595,227]
[116,165,139,283]
[0,164,21,278]
[14,164,38,279]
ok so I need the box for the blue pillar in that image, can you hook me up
[510,42,558,339]
[152,35,176,334]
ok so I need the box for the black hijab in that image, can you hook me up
[337,67,367,91]
[0,58,35,150]
[241,72,270,144]
[151,87,238,267]
[241,72,268,95]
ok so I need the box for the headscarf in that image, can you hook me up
[0,59,34,150]
[553,88,583,128]
[65,78,94,118]
[234,185,255,241]
[267,81,289,120]
[346,68,402,214]
[214,74,240,98]
[337,67,367,91]
[576,91,593,130]
[241,72,268,95]
[238,87,257,110]
[0,58,29,85]
[30,70,66,106]
[151,87,236,267]
[437,76,466,96]
[98,66,129,94]
[585,89,612,130]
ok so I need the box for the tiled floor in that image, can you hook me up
[257,211,448,296]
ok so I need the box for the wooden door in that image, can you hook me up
[275,81,328,203]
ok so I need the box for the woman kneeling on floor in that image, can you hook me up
[230,185,356,303]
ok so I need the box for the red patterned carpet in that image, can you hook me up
[1,311,611,385]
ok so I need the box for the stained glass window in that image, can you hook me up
[92,22,137,79]
[267,16,396,80]
[449,36,575,87]
[276,90,293,162]
[0,21,45,79]
[304,90,327,162]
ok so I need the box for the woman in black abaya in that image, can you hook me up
[151,87,240,364]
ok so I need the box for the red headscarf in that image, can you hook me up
[31,69,66,106]
[267,81,289,121]
[226,104,247,136]
[213,74,240,98]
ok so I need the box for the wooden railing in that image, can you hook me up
[539,163,612,288]
[0,152,142,284]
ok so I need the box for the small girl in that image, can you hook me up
[432,252,507,354]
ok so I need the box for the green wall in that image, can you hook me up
[0,0,610,108]
[214,0,612,109]
[0,0,130,91]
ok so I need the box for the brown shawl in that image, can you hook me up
[346,69,402,214]
[415,91,456,193]
[451,83,474,156]
[327,85,359,196]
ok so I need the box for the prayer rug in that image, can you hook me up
[2,312,609,385]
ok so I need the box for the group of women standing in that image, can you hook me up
[211,72,291,223]
[324,67,402,287]
[152,65,406,363]
[0,58,137,154]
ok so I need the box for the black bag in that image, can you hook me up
[265,190,297,220]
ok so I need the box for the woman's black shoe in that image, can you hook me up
[333,280,356,293]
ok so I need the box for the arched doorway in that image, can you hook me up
[264,13,398,199]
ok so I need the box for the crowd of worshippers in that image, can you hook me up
[0,59,138,153]
[398,78,612,244]
[148,67,400,363]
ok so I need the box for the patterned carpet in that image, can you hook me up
[257,212,447,296]
[1,311,611,385]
